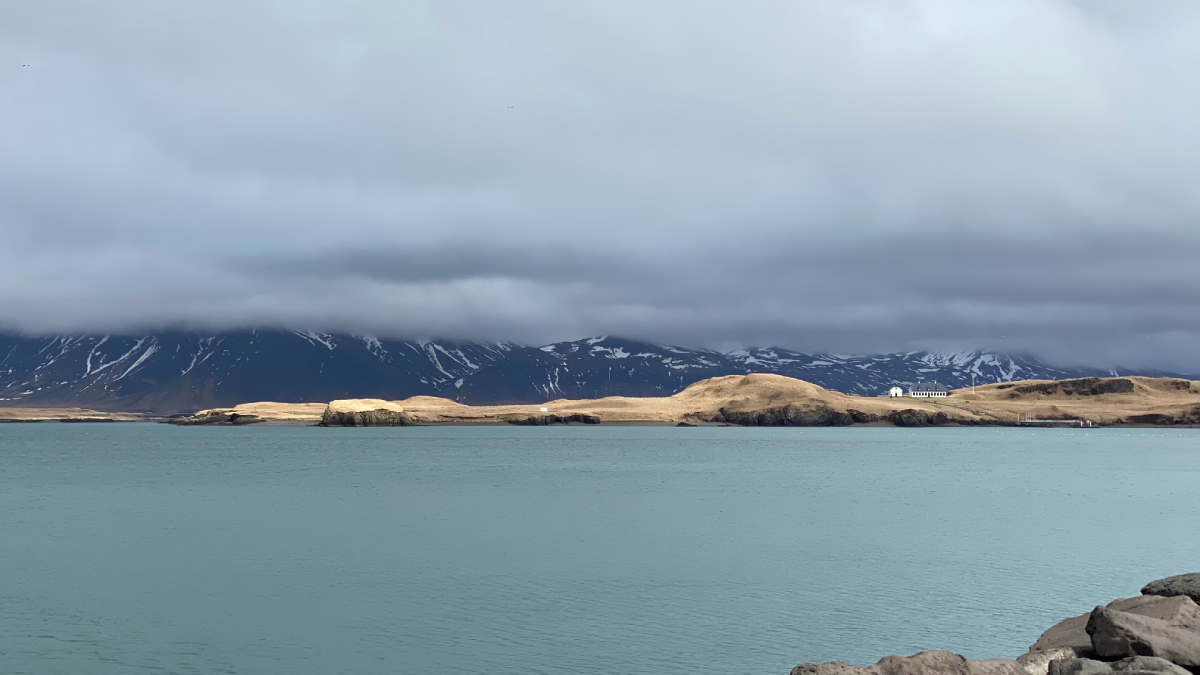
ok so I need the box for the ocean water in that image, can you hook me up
[1,425,1198,675]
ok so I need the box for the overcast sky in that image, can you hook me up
[2,1,1199,369]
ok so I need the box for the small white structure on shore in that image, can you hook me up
[888,386,904,398]
[909,382,949,398]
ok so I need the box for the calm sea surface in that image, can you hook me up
[1,425,1198,675]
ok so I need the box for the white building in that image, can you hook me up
[888,386,904,398]
[909,382,949,398]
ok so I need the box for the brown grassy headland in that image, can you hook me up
[953,376,1200,425]
[166,374,1200,427]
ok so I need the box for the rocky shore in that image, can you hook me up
[319,408,414,427]
[792,574,1200,675]
[717,405,956,427]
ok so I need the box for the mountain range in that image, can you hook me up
[0,331,1190,415]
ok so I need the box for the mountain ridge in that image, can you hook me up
[0,330,1190,414]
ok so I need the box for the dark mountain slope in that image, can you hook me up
[0,331,510,413]
[451,336,744,404]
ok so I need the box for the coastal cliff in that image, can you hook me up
[791,573,1200,675]
[319,408,414,427]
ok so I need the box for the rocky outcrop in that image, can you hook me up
[719,404,853,426]
[1122,414,1174,425]
[1121,407,1200,425]
[719,405,956,427]
[1086,603,1200,666]
[887,409,950,427]
[792,575,1200,675]
[1048,657,1190,675]
[168,410,261,426]
[319,408,414,427]
[1142,574,1200,604]
[1007,378,1136,397]
[508,413,601,425]
[847,409,880,423]
[1029,596,1200,659]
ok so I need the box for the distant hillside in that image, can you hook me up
[0,331,1189,414]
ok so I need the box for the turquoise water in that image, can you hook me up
[1,425,1198,675]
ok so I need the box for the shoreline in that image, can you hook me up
[5,373,1198,428]
[0,408,145,423]
[4,416,1200,428]
[164,373,1200,428]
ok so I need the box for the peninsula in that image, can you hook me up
[0,407,144,423]
[165,374,1200,426]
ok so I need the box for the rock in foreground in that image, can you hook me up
[791,574,1200,675]
[1086,602,1200,666]
[1030,595,1200,658]
[791,650,1023,675]
[1142,574,1200,605]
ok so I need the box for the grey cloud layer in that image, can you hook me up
[1,1,1198,370]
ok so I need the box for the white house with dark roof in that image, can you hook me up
[909,382,949,398]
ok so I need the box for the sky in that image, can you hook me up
[2,1,1199,370]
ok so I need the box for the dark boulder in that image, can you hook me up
[1142,574,1200,605]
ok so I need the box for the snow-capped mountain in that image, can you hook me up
[450,336,745,404]
[0,331,1188,414]
[0,331,513,413]
[726,348,1099,395]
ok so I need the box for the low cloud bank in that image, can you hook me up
[2,1,1199,371]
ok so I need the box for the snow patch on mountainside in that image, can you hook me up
[294,331,336,350]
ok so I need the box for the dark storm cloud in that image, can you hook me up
[1,0,1199,370]
[246,230,1200,307]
